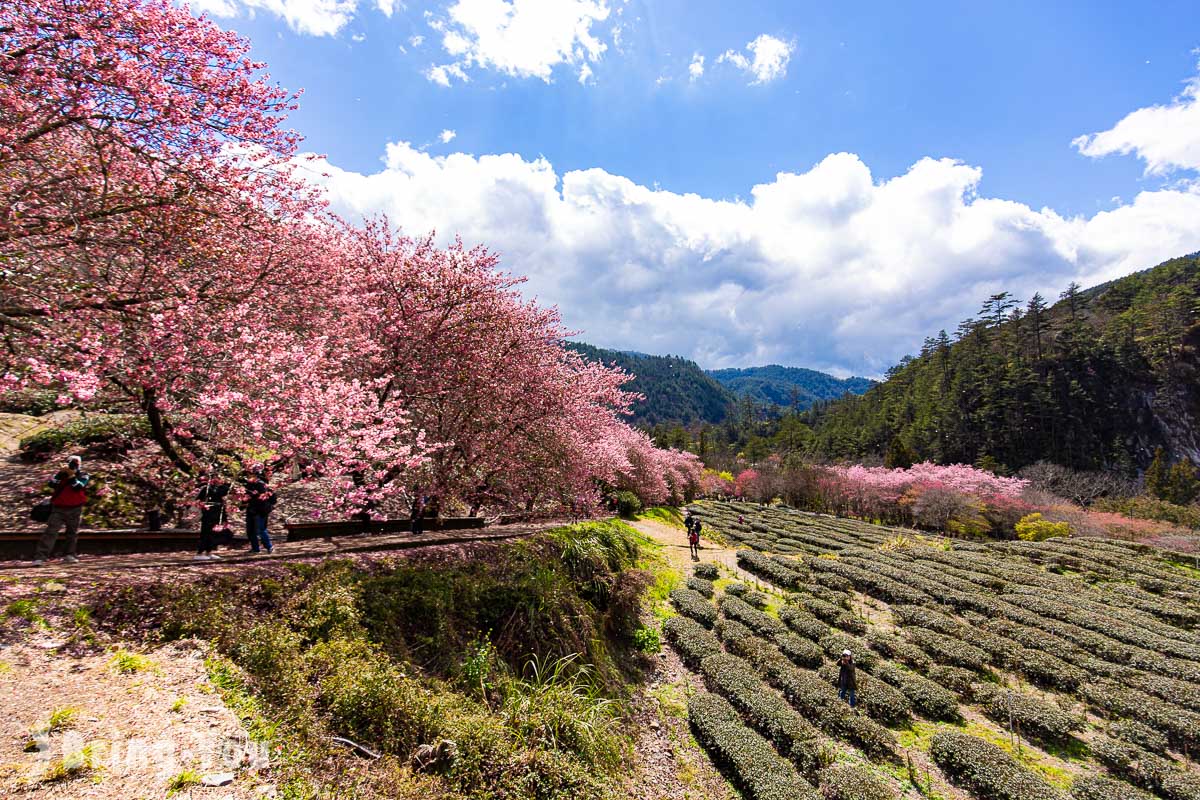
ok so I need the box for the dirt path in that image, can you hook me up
[0,640,266,799]
[630,519,759,582]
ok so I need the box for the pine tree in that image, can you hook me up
[1144,447,1170,500]
[1166,459,1199,506]
[884,435,916,469]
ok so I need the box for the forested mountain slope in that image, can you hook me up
[807,253,1200,473]
[709,365,874,408]
[568,343,736,426]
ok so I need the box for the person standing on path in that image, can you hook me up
[410,492,426,535]
[195,475,230,561]
[838,650,857,710]
[33,455,89,565]
[687,517,702,560]
[243,468,275,555]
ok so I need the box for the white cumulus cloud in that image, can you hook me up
[1073,58,1200,174]
[188,0,359,36]
[439,129,457,143]
[295,143,1200,376]
[425,0,610,84]
[688,52,705,81]
[718,34,793,84]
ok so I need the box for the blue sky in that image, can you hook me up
[194,0,1200,376]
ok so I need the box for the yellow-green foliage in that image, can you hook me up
[1015,513,1069,542]
[637,506,685,528]
[109,648,155,674]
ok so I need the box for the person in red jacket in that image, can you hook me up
[33,455,90,565]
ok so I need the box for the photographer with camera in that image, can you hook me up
[32,455,90,565]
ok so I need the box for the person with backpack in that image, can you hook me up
[195,474,230,561]
[244,468,275,555]
[32,455,89,565]
[688,517,702,560]
[838,650,858,711]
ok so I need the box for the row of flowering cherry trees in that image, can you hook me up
[0,0,700,517]
[720,460,1038,536]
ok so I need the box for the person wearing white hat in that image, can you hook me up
[838,649,857,711]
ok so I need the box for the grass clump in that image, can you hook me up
[41,745,98,783]
[167,769,203,794]
[109,648,155,674]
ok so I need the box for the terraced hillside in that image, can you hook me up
[670,501,1200,800]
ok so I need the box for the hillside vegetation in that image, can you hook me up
[709,366,874,409]
[676,501,1200,800]
[807,254,1200,473]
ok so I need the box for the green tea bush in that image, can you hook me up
[973,685,1081,744]
[930,730,1066,800]
[1093,738,1200,800]
[818,764,897,800]
[926,665,978,697]
[632,625,661,654]
[816,663,911,726]
[1013,647,1088,692]
[1082,680,1200,750]
[663,615,723,669]
[1070,775,1156,800]
[768,662,897,761]
[908,628,990,672]
[804,597,867,635]
[720,595,787,638]
[687,693,820,800]
[1111,720,1170,755]
[725,582,750,597]
[745,590,773,610]
[738,550,807,589]
[693,563,719,580]
[869,662,960,721]
[817,633,877,670]
[866,631,932,670]
[699,652,821,776]
[686,576,715,597]
[776,632,824,669]
[780,606,829,642]
[670,588,718,628]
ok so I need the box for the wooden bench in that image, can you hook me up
[0,527,254,560]
[283,516,486,541]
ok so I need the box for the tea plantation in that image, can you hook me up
[672,501,1200,800]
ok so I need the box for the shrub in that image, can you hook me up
[699,652,821,776]
[816,663,911,726]
[776,632,824,669]
[1082,681,1200,750]
[738,550,807,589]
[19,414,150,458]
[1070,775,1156,800]
[1015,513,1069,542]
[869,662,960,721]
[926,665,977,697]
[1111,720,1170,755]
[1013,648,1088,693]
[720,595,786,638]
[866,631,932,670]
[693,563,719,580]
[768,663,897,761]
[819,763,897,800]
[663,615,723,669]
[745,590,773,610]
[780,606,829,642]
[726,582,750,597]
[688,693,820,800]
[687,576,715,597]
[930,730,1066,800]
[818,633,877,670]
[632,625,661,654]
[670,588,717,628]
[804,597,867,635]
[908,629,990,672]
[973,685,1081,744]
[615,490,643,518]
[1093,738,1200,800]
